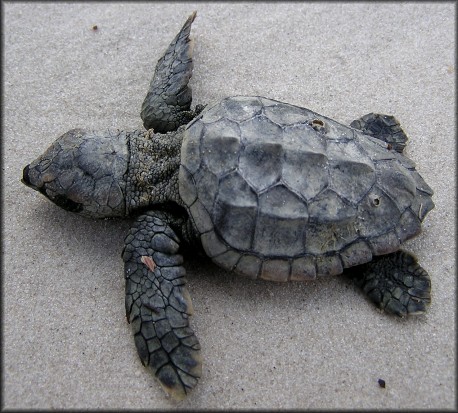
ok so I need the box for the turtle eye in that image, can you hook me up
[52,194,83,213]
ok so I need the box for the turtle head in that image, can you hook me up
[22,129,129,218]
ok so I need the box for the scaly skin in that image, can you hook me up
[349,250,431,316]
[141,11,203,133]
[122,211,202,400]
[126,127,185,212]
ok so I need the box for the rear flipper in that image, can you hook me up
[141,11,204,133]
[348,251,431,317]
[122,211,201,400]
[350,113,408,154]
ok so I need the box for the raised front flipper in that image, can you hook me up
[141,11,203,133]
[122,211,201,400]
[349,251,431,317]
[350,113,408,153]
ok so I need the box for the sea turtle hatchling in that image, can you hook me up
[22,12,434,400]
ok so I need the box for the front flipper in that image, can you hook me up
[349,251,431,317]
[141,11,203,133]
[350,113,408,153]
[122,211,201,400]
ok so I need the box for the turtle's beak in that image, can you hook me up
[22,164,36,188]
[21,159,64,201]
[22,162,49,196]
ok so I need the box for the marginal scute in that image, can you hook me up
[178,165,197,206]
[235,254,262,279]
[409,170,434,195]
[181,122,203,174]
[396,208,422,242]
[290,256,316,280]
[107,182,124,210]
[211,250,241,272]
[200,231,228,258]
[411,190,435,222]
[222,96,263,122]
[315,254,343,276]
[396,153,417,170]
[263,102,310,125]
[340,241,373,268]
[368,231,401,255]
[189,200,213,234]
[260,259,291,282]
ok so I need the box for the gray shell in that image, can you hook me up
[178,96,434,281]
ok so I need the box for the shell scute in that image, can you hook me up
[200,119,241,175]
[263,102,310,125]
[213,171,258,251]
[222,96,263,122]
[235,254,262,279]
[327,140,376,204]
[253,185,308,256]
